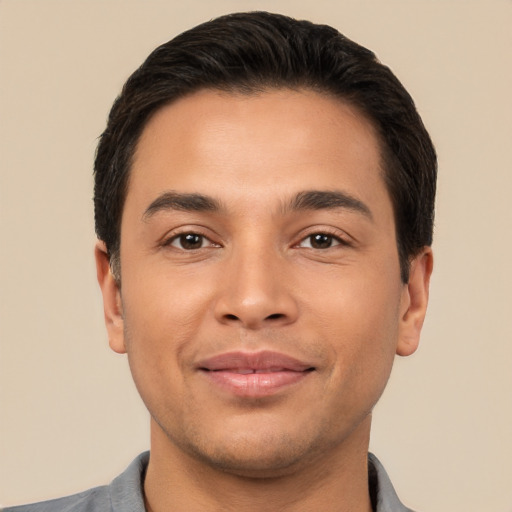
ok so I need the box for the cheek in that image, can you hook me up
[305,259,402,331]
[306,266,401,386]
[119,268,217,389]
[119,283,209,429]
[122,261,216,337]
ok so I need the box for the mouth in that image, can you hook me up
[196,350,315,398]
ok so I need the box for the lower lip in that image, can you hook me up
[201,370,312,398]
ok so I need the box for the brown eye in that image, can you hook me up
[310,234,334,248]
[171,233,207,250]
[299,233,341,249]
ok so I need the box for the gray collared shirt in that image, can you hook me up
[3,452,416,511]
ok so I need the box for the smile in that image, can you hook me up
[197,351,315,398]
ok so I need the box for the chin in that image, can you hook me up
[175,422,332,478]
[191,444,309,478]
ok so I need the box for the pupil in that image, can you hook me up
[181,234,202,249]
[311,234,332,249]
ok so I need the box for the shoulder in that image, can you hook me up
[368,453,417,512]
[2,452,149,512]
[2,485,110,512]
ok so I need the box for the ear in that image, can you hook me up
[95,240,126,354]
[396,247,434,357]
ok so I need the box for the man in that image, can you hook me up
[5,11,436,512]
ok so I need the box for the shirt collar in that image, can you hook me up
[368,453,416,512]
[109,451,415,512]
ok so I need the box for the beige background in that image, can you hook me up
[1,0,511,510]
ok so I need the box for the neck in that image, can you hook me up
[144,417,374,512]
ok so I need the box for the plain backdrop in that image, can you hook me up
[1,1,511,510]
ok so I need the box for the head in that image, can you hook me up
[94,11,436,284]
[93,12,436,480]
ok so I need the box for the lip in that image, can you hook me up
[196,350,315,398]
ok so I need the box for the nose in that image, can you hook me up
[213,245,299,330]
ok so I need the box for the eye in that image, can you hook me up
[298,233,343,249]
[168,233,215,250]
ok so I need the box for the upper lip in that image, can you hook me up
[196,350,315,373]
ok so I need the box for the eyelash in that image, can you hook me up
[162,230,220,250]
[162,228,350,252]
[296,232,348,249]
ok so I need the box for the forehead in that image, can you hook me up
[127,88,389,216]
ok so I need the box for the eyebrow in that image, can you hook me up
[286,190,373,219]
[142,191,222,220]
[142,189,372,221]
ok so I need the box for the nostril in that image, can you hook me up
[266,313,285,320]
[224,314,239,321]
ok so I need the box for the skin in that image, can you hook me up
[96,89,432,512]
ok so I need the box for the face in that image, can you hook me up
[96,89,431,477]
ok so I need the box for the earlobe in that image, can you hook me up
[396,247,433,357]
[94,241,126,354]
